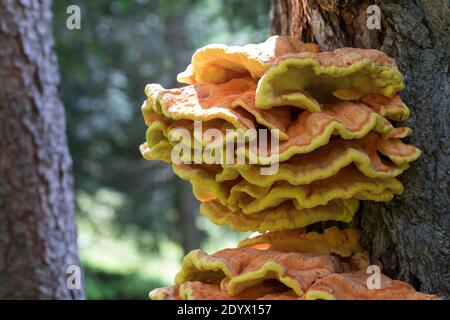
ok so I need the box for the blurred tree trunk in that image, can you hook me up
[271,0,449,297]
[165,11,202,254]
[0,0,84,299]
[176,181,201,254]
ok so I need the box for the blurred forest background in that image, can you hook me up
[53,0,270,299]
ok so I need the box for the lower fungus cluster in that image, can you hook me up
[150,228,437,300]
[140,36,439,300]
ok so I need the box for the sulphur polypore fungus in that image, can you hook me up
[140,36,438,300]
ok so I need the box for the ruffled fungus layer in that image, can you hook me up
[227,167,403,213]
[141,122,419,182]
[241,102,404,164]
[150,281,299,300]
[141,126,419,172]
[141,102,420,166]
[150,246,439,300]
[142,109,252,155]
[149,285,180,300]
[178,35,320,85]
[200,199,359,232]
[304,271,440,300]
[256,48,404,111]
[144,78,292,140]
[238,227,362,258]
[243,128,417,166]
[360,94,410,121]
[216,133,418,186]
[140,102,415,165]
[144,81,256,130]
[174,163,403,213]
[175,248,341,296]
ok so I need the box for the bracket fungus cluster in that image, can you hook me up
[140,36,439,300]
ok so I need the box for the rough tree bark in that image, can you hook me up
[0,0,84,299]
[271,0,449,297]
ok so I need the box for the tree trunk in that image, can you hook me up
[0,0,84,299]
[271,0,449,297]
[177,181,201,254]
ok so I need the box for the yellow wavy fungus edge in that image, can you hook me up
[150,282,300,300]
[150,273,440,300]
[256,54,404,111]
[174,249,340,296]
[177,46,269,85]
[177,36,320,85]
[142,92,412,163]
[173,163,403,213]
[149,287,174,300]
[140,142,172,163]
[179,282,229,300]
[172,164,228,203]
[139,120,173,163]
[141,119,418,184]
[360,94,410,121]
[238,227,362,258]
[227,172,403,213]
[141,111,418,167]
[178,281,300,300]
[140,116,247,163]
[216,146,411,187]
[140,120,419,185]
[303,272,441,300]
[143,79,290,140]
[147,106,401,165]
[143,85,250,131]
[239,109,397,165]
[154,118,257,151]
[199,199,359,232]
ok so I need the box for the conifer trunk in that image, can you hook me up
[0,0,84,299]
[271,0,450,297]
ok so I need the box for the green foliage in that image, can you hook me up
[53,0,269,299]
[84,265,157,300]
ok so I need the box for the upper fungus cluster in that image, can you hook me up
[140,36,438,300]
